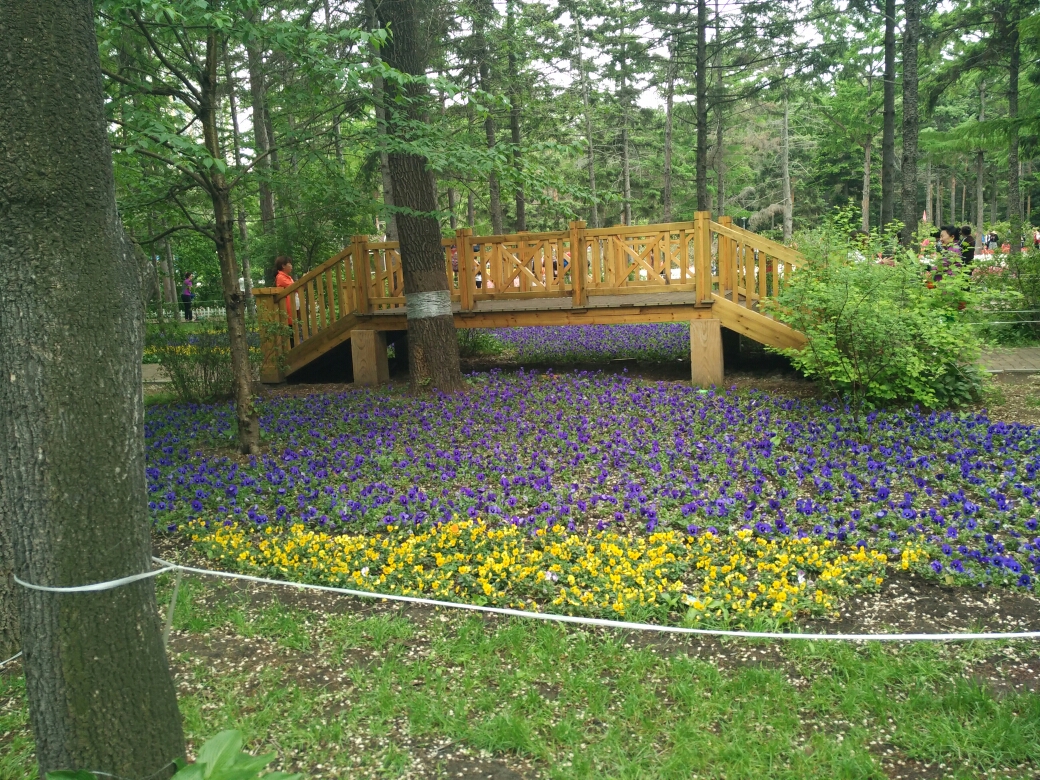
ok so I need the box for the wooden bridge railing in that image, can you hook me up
[253,212,803,375]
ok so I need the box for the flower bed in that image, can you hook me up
[191,518,909,623]
[147,371,1040,626]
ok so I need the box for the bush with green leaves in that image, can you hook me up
[47,730,303,780]
[769,220,987,409]
[146,321,262,404]
[457,328,505,358]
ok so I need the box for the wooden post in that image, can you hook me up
[690,318,723,387]
[694,211,713,303]
[456,227,474,311]
[569,220,587,307]
[351,329,389,386]
[717,215,733,300]
[254,288,285,384]
[352,235,371,314]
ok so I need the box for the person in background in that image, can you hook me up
[274,256,299,344]
[1033,228,1039,249]
[988,232,1000,251]
[181,271,194,321]
[959,225,975,263]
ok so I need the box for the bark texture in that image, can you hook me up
[880,0,896,229]
[900,0,920,245]
[0,0,185,775]
[377,0,465,392]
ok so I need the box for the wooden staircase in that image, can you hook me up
[253,213,807,386]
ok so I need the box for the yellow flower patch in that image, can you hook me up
[190,520,917,624]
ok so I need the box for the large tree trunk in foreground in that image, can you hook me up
[202,33,260,454]
[900,0,920,245]
[880,0,896,230]
[0,0,185,775]
[378,0,465,392]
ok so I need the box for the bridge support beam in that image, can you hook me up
[351,330,389,387]
[690,318,723,387]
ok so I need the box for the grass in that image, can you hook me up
[2,574,1037,780]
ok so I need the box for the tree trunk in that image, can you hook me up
[576,18,599,228]
[662,35,676,223]
[468,189,476,228]
[713,0,725,217]
[926,161,932,224]
[474,0,504,234]
[936,178,942,225]
[507,0,525,232]
[976,82,985,240]
[202,33,260,454]
[950,176,956,225]
[366,0,397,242]
[991,161,999,225]
[245,39,275,233]
[1007,16,1021,255]
[448,187,458,231]
[377,0,465,392]
[695,0,709,210]
[880,0,896,229]
[0,0,184,774]
[225,53,254,316]
[900,0,920,245]
[781,97,793,242]
[162,222,180,321]
[861,138,872,232]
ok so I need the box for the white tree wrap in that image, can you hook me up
[405,290,452,319]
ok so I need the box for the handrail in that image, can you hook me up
[710,220,802,266]
[273,247,352,302]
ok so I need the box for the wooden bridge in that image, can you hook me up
[253,212,807,387]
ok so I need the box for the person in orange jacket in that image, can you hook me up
[274,256,299,343]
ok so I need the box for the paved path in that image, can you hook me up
[981,347,1040,373]
[142,364,171,384]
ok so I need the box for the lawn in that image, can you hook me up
[3,574,1039,780]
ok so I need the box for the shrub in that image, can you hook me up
[457,328,505,358]
[769,219,986,409]
[147,321,261,404]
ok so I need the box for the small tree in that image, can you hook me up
[0,0,185,775]
[98,0,375,452]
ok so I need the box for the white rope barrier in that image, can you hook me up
[151,558,1040,643]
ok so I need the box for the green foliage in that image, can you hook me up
[146,321,261,404]
[456,329,505,358]
[45,730,302,780]
[970,247,1040,345]
[769,217,987,408]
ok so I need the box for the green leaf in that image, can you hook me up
[195,730,244,777]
